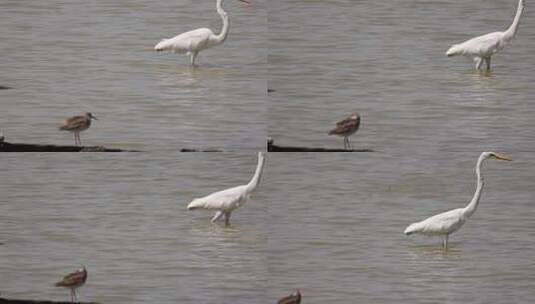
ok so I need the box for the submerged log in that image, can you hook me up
[0,298,99,304]
[267,139,372,152]
[0,141,138,152]
[180,148,222,152]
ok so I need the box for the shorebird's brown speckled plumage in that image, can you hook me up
[59,112,97,146]
[328,112,360,150]
[55,266,87,303]
[278,290,301,304]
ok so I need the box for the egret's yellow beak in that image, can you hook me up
[493,153,512,161]
[238,0,250,3]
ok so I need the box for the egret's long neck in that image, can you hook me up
[463,155,486,218]
[246,155,265,194]
[214,0,230,44]
[503,0,524,41]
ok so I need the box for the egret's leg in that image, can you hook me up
[485,57,491,70]
[442,235,449,249]
[474,57,483,70]
[224,212,231,226]
[211,211,224,223]
[191,51,199,66]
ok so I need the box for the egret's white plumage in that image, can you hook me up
[187,152,265,226]
[446,0,524,70]
[404,152,511,249]
[154,0,249,66]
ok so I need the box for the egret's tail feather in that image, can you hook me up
[404,222,422,235]
[187,198,205,210]
[446,44,462,57]
[154,39,172,51]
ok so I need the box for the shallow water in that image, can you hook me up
[266,152,535,303]
[0,153,267,304]
[268,0,535,153]
[1,152,534,303]
[0,0,266,151]
[2,0,535,303]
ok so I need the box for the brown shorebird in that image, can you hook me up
[59,113,97,146]
[328,112,360,150]
[278,290,301,304]
[55,266,87,303]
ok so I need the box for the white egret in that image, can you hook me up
[404,152,511,249]
[154,0,250,66]
[55,266,87,303]
[58,112,98,146]
[328,112,360,150]
[187,152,265,226]
[446,0,524,70]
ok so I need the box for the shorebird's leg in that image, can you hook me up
[343,137,348,149]
[485,57,491,70]
[70,289,74,303]
[347,137,352,150]
[224,211,231,227]
[73,132,77,146]
[211,211,224,223]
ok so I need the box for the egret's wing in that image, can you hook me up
[418,208,465,234]
[168,28,213,52]
[188,185,247,210]
[458,32,504,55]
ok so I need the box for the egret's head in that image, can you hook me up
[86,112,98,120]
[484,152,512,161]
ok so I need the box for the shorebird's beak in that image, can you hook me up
[493,153,512,161]
[92,115,98,120]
